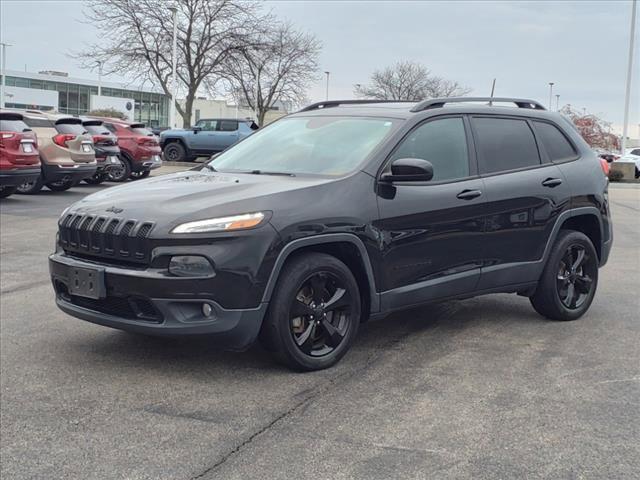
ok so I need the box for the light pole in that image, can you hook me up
[548,82,554,110]
[169,5,178,128]
[0,42,11,109]
[96,60,103,97]
[555,94,560,111]
[324,71,330,100]
[621,0,637,155]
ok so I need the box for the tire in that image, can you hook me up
[107,157,131,182]
[530,230,599,321]
[260,252,361,371]
[129,170,150,180]
[163,142,187,162]
[0,186,17,198]
[84,173,105,185]
[16,175,44,195]
[46,178,75,192]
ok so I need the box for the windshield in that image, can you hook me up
[210,116,397,176]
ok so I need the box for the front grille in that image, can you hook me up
[59,213,154,264]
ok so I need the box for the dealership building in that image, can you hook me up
[0,70,170,127]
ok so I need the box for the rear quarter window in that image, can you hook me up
[0,119,31,132]
[472,117,541,174]
[218,120,238,132]
[533,121,577,162]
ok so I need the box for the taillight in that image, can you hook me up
[0,132,19,148]
[136,136,157,146]
[599,158,610,176]
[53,133,76,147]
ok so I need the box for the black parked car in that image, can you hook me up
[81,119,123,185]
[49,97,612,371]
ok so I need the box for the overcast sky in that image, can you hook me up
[1,0,638,132]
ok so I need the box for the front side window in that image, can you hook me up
[533,121,576,162]
[389,117,470,182]
[196,119,217,131]
[473,117,540,174]
[211,116,396,176]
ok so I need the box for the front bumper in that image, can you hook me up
[0,167,41,186]
[49,252,268,350]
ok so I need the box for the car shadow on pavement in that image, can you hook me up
[61,295,545,376]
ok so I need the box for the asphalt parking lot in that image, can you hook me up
[1,177,638,480]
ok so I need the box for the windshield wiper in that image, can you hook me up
[247,170,296,177]
[203,164,217,172]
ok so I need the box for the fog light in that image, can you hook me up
[202,303,213,317]
[168,255,215,277]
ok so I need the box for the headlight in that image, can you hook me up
[171,212,266,234]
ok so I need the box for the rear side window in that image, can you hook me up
[23,117,54,128]
[129,127,153,136]
[533,121,577,162]
[473,117,540,174]
[0,119,30,132]
[389,117,470,181]
[55,122,87,135]
[218,120,238,132]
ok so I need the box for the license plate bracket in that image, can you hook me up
[22,143,34,153]
[67,266,106,299]
[82,144,93,153]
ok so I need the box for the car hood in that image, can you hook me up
[160,128,189,137]
[68,170,336,234]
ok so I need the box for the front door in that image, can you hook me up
[375,116,487,311]
[191,119,218,151]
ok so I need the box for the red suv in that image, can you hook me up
[92,118,162,181]
[0,111,41,198]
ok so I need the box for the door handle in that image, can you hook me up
[542,178,563,188]
[457,189,482,200]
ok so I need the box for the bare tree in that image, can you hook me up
[354,60,470,101]
[75,0,262,127]
[220,23,320,127]
[559,105,619,151]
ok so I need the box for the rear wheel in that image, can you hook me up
[530,230,599,321]
[129,170,150,180]
[46,178,75,192]
[163,142,187,162]
[0,186,17,198]
[107,157,131,182]
[16,175,44,194]
[260,252,360,371]
[83,173,106,185]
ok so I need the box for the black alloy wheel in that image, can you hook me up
[530,230,599,321]
[260,252,361,371]
[107,158,131,182]
[289,272,353,357]
[163,142,186,162]
[556,244,596,310]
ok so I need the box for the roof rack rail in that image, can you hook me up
[299,99,414,112]
[410,97,546,112]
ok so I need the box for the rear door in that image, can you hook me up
[471,115,572,289]
[375,115,487,310]
[215,120,240,150]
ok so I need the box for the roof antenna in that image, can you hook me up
[489,78,496,106]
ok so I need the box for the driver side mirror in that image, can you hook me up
[192,126,202,133]
[382,158,434,182]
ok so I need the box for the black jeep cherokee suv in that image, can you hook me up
[49,97,612,371]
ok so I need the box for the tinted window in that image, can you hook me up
[389,117,469,181]
[533,121,576,161]
[473,117,540,174]
[55,122,87,135]
[630,149,640,156]
[0,119,31,132]
[196,119,217,131]
[129,127,153,136]
[103,123,117,134]
[218,120,238,132]
[84,124,111,135]
[23,117,54,128]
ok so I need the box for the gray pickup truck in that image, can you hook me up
[160,118,258,162]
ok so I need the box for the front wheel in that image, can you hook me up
[260,252,361,371]
[163,142,187,162]
[530,230,599,321]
